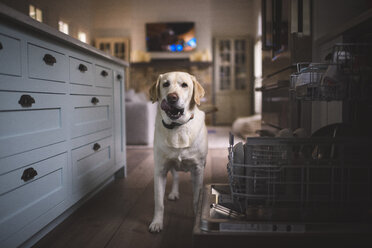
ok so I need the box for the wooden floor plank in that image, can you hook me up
[33,148,228,248]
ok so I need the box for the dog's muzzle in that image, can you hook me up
[161,99,184,120]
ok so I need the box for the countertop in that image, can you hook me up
[0,2,129,67]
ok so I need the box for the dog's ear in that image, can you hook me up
[191,75,205,107]
[149,74,162,103]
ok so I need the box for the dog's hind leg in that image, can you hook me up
[149,170,167,233]
[168,168,180,201]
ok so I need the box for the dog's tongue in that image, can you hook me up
[161,99,171,111]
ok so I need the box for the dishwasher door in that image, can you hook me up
[192,184,372,248]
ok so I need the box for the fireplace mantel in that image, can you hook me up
[130,59,212,69]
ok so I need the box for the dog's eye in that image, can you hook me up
[163,81,170,87]
[181,83,188,88]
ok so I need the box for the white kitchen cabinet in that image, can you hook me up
[0,4,128,248]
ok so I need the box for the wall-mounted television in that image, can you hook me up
[146,22,196,52]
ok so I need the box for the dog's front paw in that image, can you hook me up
[149,220,163,233]
[168,191,179,201]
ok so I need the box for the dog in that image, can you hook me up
[148,71,208,233]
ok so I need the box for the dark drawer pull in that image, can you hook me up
[43,54,57,66]
[91,97,99,105]
[18,94,35,107]
[0,42,3,50]
[21,167,38,182]
[101,70,108,77]
[117,74,122,80]
[78,63,88,72]
[93,143,101,151]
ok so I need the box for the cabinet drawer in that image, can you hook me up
[70,95,113,138]
[72,136,114,195]
[0,153,67,242]
[0,32,21,77]
[69,57,94,86]
[95,65,113,88]
[0,92,67,158]
[28,43,68,82]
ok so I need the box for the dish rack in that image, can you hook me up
[291,43,372,101]
[227,135,372,219]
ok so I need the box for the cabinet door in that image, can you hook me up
[70,95,113,139]
[0,152,67,243]
[0,92,67,158]
[214,37,252,125]
[0,32,21,76]
[71,136,114,196]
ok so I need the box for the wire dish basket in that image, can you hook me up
[292,63,346,101]
[292,43,372,101]
[227,137,372,220]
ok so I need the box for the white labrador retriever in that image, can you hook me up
[148,71,208,233]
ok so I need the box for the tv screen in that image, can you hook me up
[146,22,196,52]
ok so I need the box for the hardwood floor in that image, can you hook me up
[34,148,228,248]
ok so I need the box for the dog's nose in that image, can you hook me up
[167,93,179,104]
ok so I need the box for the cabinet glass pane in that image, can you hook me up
[220,40,231,52]
[235,65,247,90]
[235,40,246,51]
[235,53,246,65]
[220,66,230,90]
[99,42,111,53]
[114,42,126,59]
[221,53,230,63]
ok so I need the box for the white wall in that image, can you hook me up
[93,0,258,59]
[211,0,257,37]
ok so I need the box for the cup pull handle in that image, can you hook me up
[43,54,57,66]
[93,143,101,151]
[78,63,88,72]
[18,94,35,107]
[91,97,99,105]
[101,70,108,77]
[21,167,38,182]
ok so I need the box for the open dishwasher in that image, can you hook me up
[193,133,372,247]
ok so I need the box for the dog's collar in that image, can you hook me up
[162,114,194,129]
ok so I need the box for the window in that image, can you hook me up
[58,21,69,35]
[78,32,87,43]
[29,5,42,22]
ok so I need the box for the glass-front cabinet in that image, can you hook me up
[214,37,252,125]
